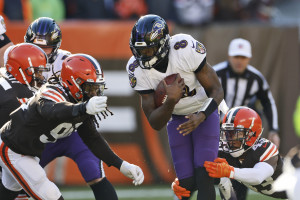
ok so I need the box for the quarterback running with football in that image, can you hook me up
[0,53,144,200]
[172,107,288,199]
[126,14,224,200]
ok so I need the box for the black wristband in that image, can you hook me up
[0,34,11,48]
[72,102,87,116]
[199,98,218,118]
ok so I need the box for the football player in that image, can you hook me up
[0,17,124,200]
[126,14,224,200]
[0,54,144,200]
[172,106,288,199]
[0,43,50,126]
[0,15,13,67]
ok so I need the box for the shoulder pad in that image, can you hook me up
[40,84,68,103]
[252,138,279,162]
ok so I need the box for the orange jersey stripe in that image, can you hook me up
[42,93,62,103]
[47,90,65,102]
[261,145,276,162]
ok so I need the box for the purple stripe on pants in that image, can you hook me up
[167,110,220,179]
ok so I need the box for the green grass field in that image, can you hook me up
[48,185,279,200]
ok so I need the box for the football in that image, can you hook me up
[154,73,182,108]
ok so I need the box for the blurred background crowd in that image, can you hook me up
[0,0,299,26]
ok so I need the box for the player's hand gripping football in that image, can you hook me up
[177,112,206,136]
[120,161,144,186]
[0,15,6,35]
[171,178,191,200]
[204,157,235,178]
[163,74,185,105]
[86,96,107,115]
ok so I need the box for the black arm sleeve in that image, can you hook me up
[0,99,20,127]
[38,100,87,121]
[0,34,11,48]
[77,118,123,169]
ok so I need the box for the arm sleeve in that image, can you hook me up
[0,34,11,48]
[77,119,123,169]
[38,99,87,121]
[233,162,274,185]
[0,99,20,127]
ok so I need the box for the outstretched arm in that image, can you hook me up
[204,157,276,185]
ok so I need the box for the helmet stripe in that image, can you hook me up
[37,20,43,34]
[42,20,48,34]
[225,107,242,123]
[75,54,103,75]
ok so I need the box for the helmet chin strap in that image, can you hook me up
[230,149,245,158]
[143,56,158,68]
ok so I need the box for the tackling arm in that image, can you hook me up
[205,157,276,185]
[78,118,144,185]
[233,162,275,185]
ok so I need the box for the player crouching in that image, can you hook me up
[172,106,287,199]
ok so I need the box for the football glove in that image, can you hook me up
[0,15,6,35]
[218,177,237,200]
[204,157,235,178]
[120,161,144,186]
[171,178,191,200]
[86,96,107,115]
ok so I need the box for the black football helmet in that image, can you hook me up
[130,14,170,69]
[24,17,62,63]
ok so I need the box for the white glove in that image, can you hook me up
[0,16,6,35]
[120,161,144,186]
[86,96,107,115]
[218,177,237,200]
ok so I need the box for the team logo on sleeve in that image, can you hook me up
[129,74,137,88]
[195,42,206,54]
[128,60,139,73]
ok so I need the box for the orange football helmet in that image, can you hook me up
[221,106,263,157]
[6,43,49,87]
[60,54,105,101]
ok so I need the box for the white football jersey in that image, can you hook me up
[43,49,71,80]
[126,34,209,115]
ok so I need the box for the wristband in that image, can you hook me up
[198,98,218,118]
[0,33,11,48]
